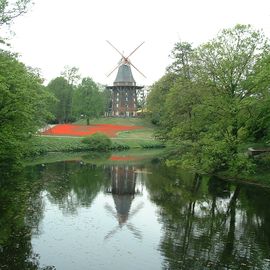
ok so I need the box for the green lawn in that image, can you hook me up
[25,148,166,166]
[75,117,154,127]
[76,117,160,147]
[32,117,163,154]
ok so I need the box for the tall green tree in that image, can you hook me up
[0,50,53,167]
[241,53,270,141]
[147,72,178,126]
[167,41,193,79]
[47,77,73,123]
[148,24,270,174]
[72,77,104,125]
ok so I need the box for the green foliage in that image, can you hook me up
[167,41,193,79]
[29,136,89,155]
[254,153,270,169]
[28,136,135,156]
[0,0,31,26]
[46,77,73,123]
[147,73,178,125]
[111,141,130,150]
[72,77,105,125]
[148,24,270,174]
[140,142,165,149]
[0,50,53,166]
[81,133,112,151]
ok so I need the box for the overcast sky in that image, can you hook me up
[5,0,270,86]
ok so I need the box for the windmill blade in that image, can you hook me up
[106,62,121,77]
[106,40,125,58]
[129,202,144,219]
[104,226,120,240]
[126,41,145,59]
[127,223,142,240]
[104,203,117,219]
[130,62,146,78]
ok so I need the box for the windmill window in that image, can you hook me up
[116,103,119,108]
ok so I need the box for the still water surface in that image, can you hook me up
[1,151,270,269]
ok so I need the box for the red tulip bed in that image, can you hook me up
[41,124,143,137]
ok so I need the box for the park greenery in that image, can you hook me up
[81,133,112,151]
[1,0,270,181]
[47,72,110,125]
[147,24,270,175]
[0,0,110,169]
[0,50,53,168]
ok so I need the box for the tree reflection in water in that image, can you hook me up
[104,165,144,240]
[0,166,55,270]
[1,157,270,269]
[40,161,105,215]
[146,163,270,270]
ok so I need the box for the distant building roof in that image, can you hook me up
[114,64,136,86]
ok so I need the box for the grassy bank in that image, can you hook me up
[75,117,154,127]
[31,117,164,155]
[25,148,165,166]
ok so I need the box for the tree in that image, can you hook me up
[191,25,269,160]
[241,53,270,141]
[0,50,53,167]
[146,72,178,126]
[60,65,81,86]
[47,77,73,123]
[0,0,31,26]
[99,85,112,116]
[167,41,193,80]
[0,0,32,44]
[148,24,270,173]
[72,77,104,125]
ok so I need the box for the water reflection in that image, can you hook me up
[146,163,270,269]
[40,162,105,215]
[0,166,55,270]
[1,156,270,269]
[104,165,144,240]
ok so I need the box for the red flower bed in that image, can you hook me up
[41,124,143,137]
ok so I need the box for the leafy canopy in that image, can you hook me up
[0,50,53,166]
[147,24,270,174]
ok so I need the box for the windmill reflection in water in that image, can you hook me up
[104,165,144,240]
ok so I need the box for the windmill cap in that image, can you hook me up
[114,64,136,86]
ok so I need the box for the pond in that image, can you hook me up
[1,150,270,269]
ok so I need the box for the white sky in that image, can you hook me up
[4,0,270,86]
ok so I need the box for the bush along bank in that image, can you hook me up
[28,134,131,156]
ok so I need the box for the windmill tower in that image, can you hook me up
[106,41,145,117]
[104,165,144,240]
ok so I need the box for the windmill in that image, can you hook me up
[104,164,144,240]
[104,201,144,240]
[106,41,145,117]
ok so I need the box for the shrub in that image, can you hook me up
[111,142,130,150]
[81,133,112,151]
[140,142,165,148]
